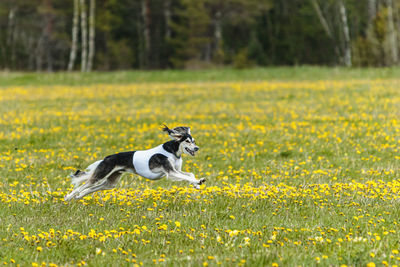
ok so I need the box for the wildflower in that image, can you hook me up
[229,230,239,237]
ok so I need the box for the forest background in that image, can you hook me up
[0,0,399,72]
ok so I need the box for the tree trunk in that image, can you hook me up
[43,0,54,72]
[80,0,88,72]
[310,0,333,38]
[339,0,352,67]
[164,0,171,39]
[141,0,151,68]
[28,35,35,70]
[87,0,95,71]
[310,0,341,62]
[7,6,17,69]
[0,32,5,69]
[213,11,222,60]
[137,19,145,68]
[368,0,377,23]
[7,7,16,46]
[386,0,398,65]
[68,0,79,71]
[35,34,45,71]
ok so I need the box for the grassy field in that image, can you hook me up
[1,68,400,266]
[2,66,400,86]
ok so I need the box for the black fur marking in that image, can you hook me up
[172,127,190,135]
[162,140,181,158]
[91,151,136,183]
[72,169,87,179]
[162,125,190,135]
[107,171,123,184]
[104,151,135,169]
[177,133,193,143]
[149,154,174,172]
[162,125,173,135]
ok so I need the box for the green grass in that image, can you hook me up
[1,68,400,266]
[2,66,400,86]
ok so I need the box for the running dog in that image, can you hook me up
[64,125,205,201]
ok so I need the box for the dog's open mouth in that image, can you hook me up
[185,148,195,156]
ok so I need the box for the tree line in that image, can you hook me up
[0,0,399,71]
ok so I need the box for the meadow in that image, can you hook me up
[1,67,400,266]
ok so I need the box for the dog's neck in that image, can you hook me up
[162,140,182,158]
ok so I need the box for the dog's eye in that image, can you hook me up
[186,140,190,143]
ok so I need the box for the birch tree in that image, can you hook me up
[141,0,151,68]
[338,0,351,67]
[7,6,17,68]
[80,0,88,72]
[310,0,341,60]
[68,0,79,71]
[386,0,398,64]
[368,0,377,23]
[310,0,345,64]
[164,0,171,39]
[87,0,95,71]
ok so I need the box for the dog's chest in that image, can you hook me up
[174,157,182,170]
[133,145,179,179]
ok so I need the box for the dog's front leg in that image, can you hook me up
[167,170,206,189]
[178,171,206,188]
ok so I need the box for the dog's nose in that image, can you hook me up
[194,147,199,152]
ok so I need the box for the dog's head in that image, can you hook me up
[162,125,199,156]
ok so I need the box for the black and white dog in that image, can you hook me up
[64,125,205,201]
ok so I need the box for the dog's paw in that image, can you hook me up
[198,178,206,185]
[192,183,200,190]
[64,194,73,201]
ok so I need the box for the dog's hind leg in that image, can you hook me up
[73,156,124,199]
[66,153,134,200]
[75,171,123,199]
[69,160,103,187]
[64,159,111,201]
[64,180,96,201]
[74,179,109,199]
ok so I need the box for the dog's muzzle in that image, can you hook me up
[186,147,199,156]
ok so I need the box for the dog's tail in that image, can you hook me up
[70,160,102,187]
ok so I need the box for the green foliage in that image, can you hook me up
[247,33,266,65]
[233,48,253,69]
[168,0,211,68]
[0,0,400,70]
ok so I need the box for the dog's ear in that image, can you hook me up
[172,126,190,135]
[162,124,183,140]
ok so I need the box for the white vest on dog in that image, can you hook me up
[132,145,182,180]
